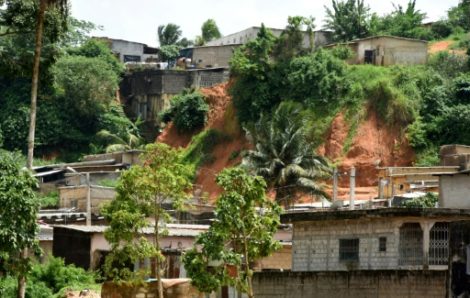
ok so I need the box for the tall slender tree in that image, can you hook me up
[27,0,68,170]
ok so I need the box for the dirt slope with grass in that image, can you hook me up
[159,83,415,202]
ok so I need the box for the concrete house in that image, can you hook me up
[436,145,470,209]
[251,208,470,298]
[95,37,159,63]
[205,26,333,49]
[326,36,428,66]
[182,27,333,69]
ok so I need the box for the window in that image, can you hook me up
[429,222,449,265]
[379,237,387,252]
[339,239,359,262]
[399,223,423,266]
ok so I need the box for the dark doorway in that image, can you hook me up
[450,221,470,297]
[364,50,375,64]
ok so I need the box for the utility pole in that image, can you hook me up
[333,168,338,202]
[86,172,91,226]
[349,167,356,210]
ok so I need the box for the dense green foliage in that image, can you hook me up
[324,0,371,42]
[161,90,209,133]
[230,16,470,168]
[324,0,469,42]
[0,150,39,278]
[401,192,438,208]
[183,168,281,297]
[0,28,133,159]
[0,257,98,298]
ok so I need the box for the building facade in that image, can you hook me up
[96,37,159,63]
[327,36,428,66]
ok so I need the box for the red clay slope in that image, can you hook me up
[159,83,415,202]
[157,82,249,201]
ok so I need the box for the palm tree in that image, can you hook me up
[96,128,144,153]
[26,0,68,170]
[242,101,331,207]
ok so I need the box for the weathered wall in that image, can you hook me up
[205,27,331,49]
[253,271,447,298]
[192,45,240,68]
[440,175,470,208]
[59,185,115,213]
[292,216,453,272]
[254,245,292,271]
[354,37,427,66]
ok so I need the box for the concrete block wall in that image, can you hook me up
[292,219,400,271]
[59,186,116,214]
[253,271,447,298]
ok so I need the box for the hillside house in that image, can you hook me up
[205,26,333,49]
[326,36,428,66]
[120,68,228,139]
[181,27,333,69]
[252,208,470,298]
[95,37,159,63]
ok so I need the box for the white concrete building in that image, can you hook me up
[95,37,159,63]
[205,26,333,49]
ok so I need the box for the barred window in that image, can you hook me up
[399,223,423,266]
[429,222,449,265]
[339,238,359,262]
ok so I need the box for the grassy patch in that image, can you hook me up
[38,191,59,209]
[182,129,230,178]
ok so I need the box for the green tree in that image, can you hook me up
[373,0,430,40]
[242,102,331,207]
[229,24,278,123]
[103,143,192,298]
[52,55,119,120]
[157,23,182,46]
[159,44,180,64]
[183,168,281,298]
[324,0,371,42]
[273,16,311,60]
[0,150,40,298]
[448,0,470,31]
[201,19,221,44]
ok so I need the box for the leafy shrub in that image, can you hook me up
[401,193,438,208]
[286,49,348,108]
[38,191,59,208]
[0,276,53,298]
[330,45,354,60]
[428,51,469,78]
[431,20,453,39]
[161,90,209,133]
[30,256,97,294]
[453,73,470,104]
[369,79,417,126]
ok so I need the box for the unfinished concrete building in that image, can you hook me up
[326,36,428,66]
